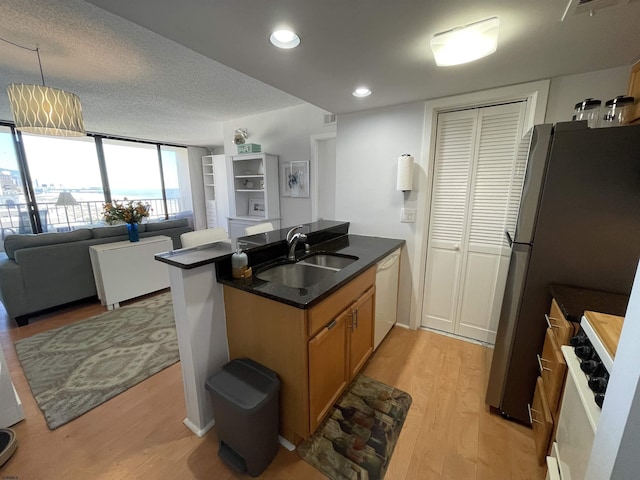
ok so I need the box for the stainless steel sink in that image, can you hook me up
[256,263,335,288]
[298,253,358,270]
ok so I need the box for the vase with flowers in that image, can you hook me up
[102,199,151,242]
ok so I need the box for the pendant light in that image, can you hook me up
[4,38,85,137]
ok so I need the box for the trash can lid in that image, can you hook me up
[206,358,280,412]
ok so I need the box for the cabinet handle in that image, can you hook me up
[353,309,358,329]
[545,314,559,329]
[527,403,542,425]
[537,354,551,373]
[327,319,337,330]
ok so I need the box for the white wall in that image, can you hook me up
[222,103,336,228]
[545,66,630,124]
[336,101,425,326]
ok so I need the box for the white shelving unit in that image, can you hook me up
[202,154,230,230]
[227,153,280,238]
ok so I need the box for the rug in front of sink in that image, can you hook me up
[298,375,412,480]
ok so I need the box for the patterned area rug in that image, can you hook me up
[298,375,412,480]
[14,292,179,430]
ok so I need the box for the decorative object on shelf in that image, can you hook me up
[396,154,414,192]
[281,161,310,197]
[298,374,412,480]
[2,37,85,137]
[126,222,139,242]
[56,191,78,230]
[237,143,262,154]
[249,198,266,216]
[233,128,248,145]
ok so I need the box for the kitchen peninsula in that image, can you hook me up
[155,220,404,441]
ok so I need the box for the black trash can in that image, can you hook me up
[205,358,280,477]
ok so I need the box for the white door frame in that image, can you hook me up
[310,132,337,221]
[408,80,551,331]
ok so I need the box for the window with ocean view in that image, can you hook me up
[103,139,165,218]
[0,122,191,244]
[22,134,104,231]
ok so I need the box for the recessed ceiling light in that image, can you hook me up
[430,17,499,67]
[352,87,372,98]
[269,29,300,49]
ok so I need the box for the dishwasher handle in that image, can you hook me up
[377,250,400,271]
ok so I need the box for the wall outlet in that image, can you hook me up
[400,208,416,223]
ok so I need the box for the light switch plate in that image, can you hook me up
[400,208,416,223]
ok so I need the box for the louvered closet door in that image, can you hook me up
[422,102,527,343]
[422,110,478,334]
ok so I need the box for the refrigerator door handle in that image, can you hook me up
[504,230,513,247]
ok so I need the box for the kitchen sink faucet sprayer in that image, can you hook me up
[286,225,308,260]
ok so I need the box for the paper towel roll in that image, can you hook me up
[397,154,414,191]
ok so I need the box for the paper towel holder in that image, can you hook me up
[397,154,414,192]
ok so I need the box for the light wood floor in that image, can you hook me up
[0,295,545,479]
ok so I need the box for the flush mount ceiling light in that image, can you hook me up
[269,29,300,49]
[430,16,500,67]
[352,87,372,98]
[3,38,85,137]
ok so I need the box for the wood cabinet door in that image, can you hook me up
[349,286,375,379]
[530,376,554,466]
[538,328,567,417]
[308,308,349,432]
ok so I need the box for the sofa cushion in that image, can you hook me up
[4,230,92,260]
[145,218,188,231]
[92,223,147,238]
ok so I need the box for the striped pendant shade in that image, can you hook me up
[6,83,85,137]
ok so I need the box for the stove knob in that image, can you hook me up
[570,333,588,347]
[580,359,601,375]
[588,376,609,393]
[575,345,596,360]
[595,393,605,408]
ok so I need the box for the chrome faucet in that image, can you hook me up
[286,225,308,260]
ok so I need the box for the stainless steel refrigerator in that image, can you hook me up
[485,121,640,424]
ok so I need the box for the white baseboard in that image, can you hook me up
[183,417,215,437]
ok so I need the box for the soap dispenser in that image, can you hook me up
[231,248,250,279]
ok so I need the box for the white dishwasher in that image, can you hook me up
[374,248,401,350]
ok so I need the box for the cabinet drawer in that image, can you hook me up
[308,266,376,338]
[538,328,567,417]
[548,299,575,346]
[530,376,553,466]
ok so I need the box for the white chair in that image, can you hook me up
[244,222,274,235]
[180,227,229,248]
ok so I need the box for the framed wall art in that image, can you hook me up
[281,161,310,198]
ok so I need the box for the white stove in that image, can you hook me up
[580,314,614,373]
[549,312,623,480]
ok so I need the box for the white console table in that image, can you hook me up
[89,236,173,309]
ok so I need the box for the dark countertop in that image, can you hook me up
[155,219,404,309]
[549,284,630,323]
[217,234,404,309]
[154,220,349,270]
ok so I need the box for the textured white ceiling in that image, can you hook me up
[2,0,640,148]
[0,0,304,147]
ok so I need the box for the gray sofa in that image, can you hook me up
[0,219,191,326]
